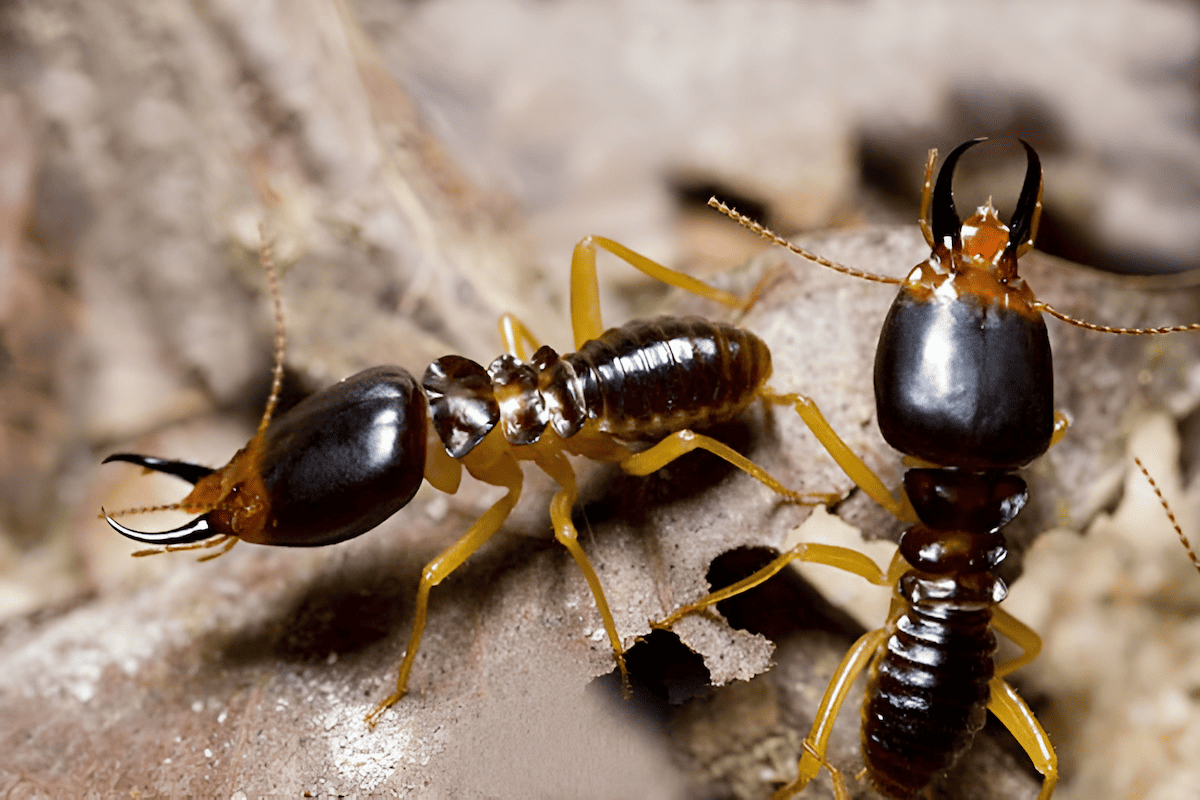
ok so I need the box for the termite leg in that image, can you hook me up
[773,629,888,800]
[798,739,851,800]
[616,429,842,507]
[991,607,1043,679]
[365,453,525,727]
[761,389,917,522]
[651,543,889,630]
[536,448,630,695]
[987,677,1058,800]
[1051,411,1071,447]
[569,236,744,349]
[735,262,791,320]
[498,313,544,361]
[648,548,896,797]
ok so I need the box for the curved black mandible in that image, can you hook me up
[930,137,988,249]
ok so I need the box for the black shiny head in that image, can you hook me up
[875,138,1054,470]
[251,365,428,546]
[103,365,429,548]
[873,287,1054,469]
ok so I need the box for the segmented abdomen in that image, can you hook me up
[565,316,772,440]
[861,572,999,798]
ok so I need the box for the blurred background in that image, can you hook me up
[2,0,1200,797]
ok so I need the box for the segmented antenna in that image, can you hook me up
[707,198,904,286]
[1038,304,1200,336]
[1134,456,1200,575]
[711,196,1200,338]
[258,226,286,434]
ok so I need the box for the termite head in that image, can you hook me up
[104,365,428,550]
[874,139,1055,471]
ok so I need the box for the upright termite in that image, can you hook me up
[652,138,1200,799]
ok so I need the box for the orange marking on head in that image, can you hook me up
[902,203,1041,320]
[179,431,273,543]
[960,204,1010,268]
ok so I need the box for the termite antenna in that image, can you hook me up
[258,226,286,434]
[1036,303,1200,336]
[1134,456,1200,575]
[711,191,1200,337]
[707,198,903,286]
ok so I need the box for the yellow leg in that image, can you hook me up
[536,449,630,695]
[987,677,1058,800]
[798,739,851,800]
[652,543,889,629]
[774,629,888,799]
[618,429,842,506]
[569,235,744,349]
[498,313,544,360]
[762,389,917,522]
[1051,410,1070,447]
[365,455,524,727]
[735,263,790,320]
[646,540,895,797]
[992,606,1043,679]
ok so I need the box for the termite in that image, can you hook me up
[652,138,1200,799]
[102,230,846,726]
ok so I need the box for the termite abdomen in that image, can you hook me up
[861,582,998,799]
[860,470,1018,797]
[567,316,772,439]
